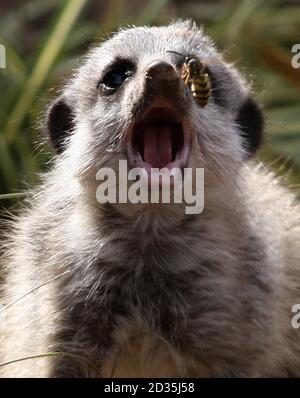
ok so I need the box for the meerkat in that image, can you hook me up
[0,20,300,378]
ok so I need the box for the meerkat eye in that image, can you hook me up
[100,61,134,93]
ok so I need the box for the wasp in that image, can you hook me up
[167,51,211,107]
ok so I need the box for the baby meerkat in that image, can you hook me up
[1,20,300,378]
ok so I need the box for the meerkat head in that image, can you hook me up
[44,20,263,217]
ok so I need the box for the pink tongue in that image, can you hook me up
[143,124,172,168]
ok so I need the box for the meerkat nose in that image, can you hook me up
[145,60,177,81]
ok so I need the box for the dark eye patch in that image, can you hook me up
[98,59,135,94]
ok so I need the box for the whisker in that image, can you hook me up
[0,270,71,313]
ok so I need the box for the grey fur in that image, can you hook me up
[1,21,300,377]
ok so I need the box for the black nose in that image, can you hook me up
[145,60,177,81]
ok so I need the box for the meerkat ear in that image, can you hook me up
[236,96,264,158]
[44,94,75,154]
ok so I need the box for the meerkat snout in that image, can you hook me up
[145,60,178,81]
[137,58,189,123]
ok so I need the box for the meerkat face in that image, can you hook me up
[45,21,263,213]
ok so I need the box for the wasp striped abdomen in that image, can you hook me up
[190,71,211,107]
[183,58,211,108]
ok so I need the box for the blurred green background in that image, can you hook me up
[0,0,300,207]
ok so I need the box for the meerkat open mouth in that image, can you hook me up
[127,107,190,174]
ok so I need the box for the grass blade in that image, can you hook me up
[4,0,88,145]
[0,193,27,200]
